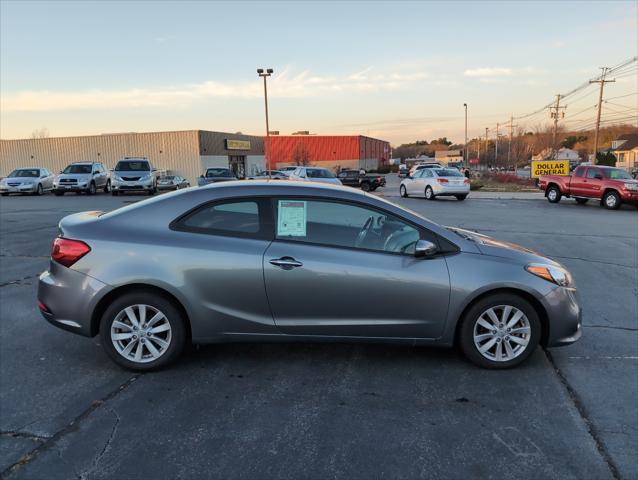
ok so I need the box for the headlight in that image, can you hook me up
[525,263,573,287]
[113,175,123,182]
[140,174,151,181]
[623,183,638,191]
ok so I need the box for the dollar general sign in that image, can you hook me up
[531,160,570,178]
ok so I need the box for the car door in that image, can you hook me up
[583,167,604,198]
[406,170,423,195]
[170,198,277,336]
[263,197,451,339]
[568,166,587,197]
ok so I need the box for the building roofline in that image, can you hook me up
[0,129,263,142]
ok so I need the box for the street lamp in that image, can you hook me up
[257,68,274,179]
[463,103,468,167]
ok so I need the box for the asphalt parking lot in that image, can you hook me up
[1,182,636,480]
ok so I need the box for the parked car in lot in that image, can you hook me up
[246,170,288,180]
[288,166,342,185]
[157,175,190,191]
[111,158,159,196]
[398,164,409,177]
[400,167,470,200]
[540,165,638,209]
[0,167,55,196]
[337,169,386,191]
[197,167,237,186]
[409,162,442,177]
[54,162,110,196]
[38,181,581,371]
[278,166,299,177]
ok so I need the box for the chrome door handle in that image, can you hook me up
[269,257,303,269]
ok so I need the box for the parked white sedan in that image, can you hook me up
[400,167,470,201]
[288,167,342,186]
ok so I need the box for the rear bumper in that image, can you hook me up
[38,263,110,337]
[432,184,470,196]
[543,286,582,347]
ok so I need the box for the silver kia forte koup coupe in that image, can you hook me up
[38,181,581,371]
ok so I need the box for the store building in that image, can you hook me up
[267,135,390,171]
[0,130,265,183]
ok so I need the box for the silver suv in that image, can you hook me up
[111,158,158,196]
[54,162,110,196]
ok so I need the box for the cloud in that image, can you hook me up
[1,66,431,112]
[464,67,513,78]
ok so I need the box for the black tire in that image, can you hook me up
[99,290,187,371]
[575,198,588,205]
[455,194,467,201]
[361,182,371,192]
[1,193,8,197]
[602,190,621,210]
[425,186,436,200]
[54,191,64,196]
[104,180,111,193]
[546,185,561,203]
[148,188,155,196]
[459,293,541,369]
[112,190,119,196]
[88,182,96,195]
[36,184,43,196]
[400,185,408,198]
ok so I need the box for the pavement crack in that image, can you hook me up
[584,325,638,332]
[544,349,622,480]
[0,431,49,442]
[1,375,141,478]
[78,408,120,480]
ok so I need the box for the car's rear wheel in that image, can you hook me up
[455,194,467,201]
[100,291,186,371]
[112,190,119,196]
[575,198,588,205]
[361,182,371,192]
[425,186,436,200]
[546,185,561,203]
[400,185,408,198]
[54,191,64,196]
[602,190,621,210]
[459,293,540,369]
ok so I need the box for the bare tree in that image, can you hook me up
[30,128,49,139]
[292,142,311,165]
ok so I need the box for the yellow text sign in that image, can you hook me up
[531,160,570,178]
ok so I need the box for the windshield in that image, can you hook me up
[115,160,150,172]
[62,164,92,174]
[603,169,632,180]
[8,169,39,178]
[206,168,232,177]
[435,169,463,177]
[307,168,336,178]
[160,176,175,181]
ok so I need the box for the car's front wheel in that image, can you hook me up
[602,190,621,210]
[100,291,186,371]
[546,185,561,203]
[104,180,111,193]
[88,182,96,195]
[400,185,408,198]
[459,293,540,369]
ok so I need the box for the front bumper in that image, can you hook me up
[54,184,88,193]
[620,190,638,203]
[543,286,582,347]
[38,262,110,337]
[1,184,37,193]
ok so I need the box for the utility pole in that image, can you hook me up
[507,115,518,168]
[463,103,468,167]
[590,67,615,165]
[257,68,274,178]
[485,127,489,165]
[495,123,500,164]
[477,136,481,163]
[549,94,566,159]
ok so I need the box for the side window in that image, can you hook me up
[173,200,268,238]
[586,168,599,179]
[274,199,428,255]
[574,167,584,177]
[423,170,433,178]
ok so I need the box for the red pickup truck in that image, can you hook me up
[540,165,638,210]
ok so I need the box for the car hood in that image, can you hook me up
[446,227,560,266]
[57,173,92,180]
[114,171,149,176]
[2,176,38,182]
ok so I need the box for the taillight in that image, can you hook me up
[437,178,449,184]
[51,238,91,267]
[464,178,471,184]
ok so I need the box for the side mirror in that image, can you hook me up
[414,240,438,258]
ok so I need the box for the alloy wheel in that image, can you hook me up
[110,304,172,363]
[605,194,617,208]
[548,189,557,201]
[472,305,531,362]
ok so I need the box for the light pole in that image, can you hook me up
[257,68,274,179]
[463,103,468,167]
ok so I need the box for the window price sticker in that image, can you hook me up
[277,200,307,237]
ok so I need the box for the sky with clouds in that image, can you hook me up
[1,0,636,145]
